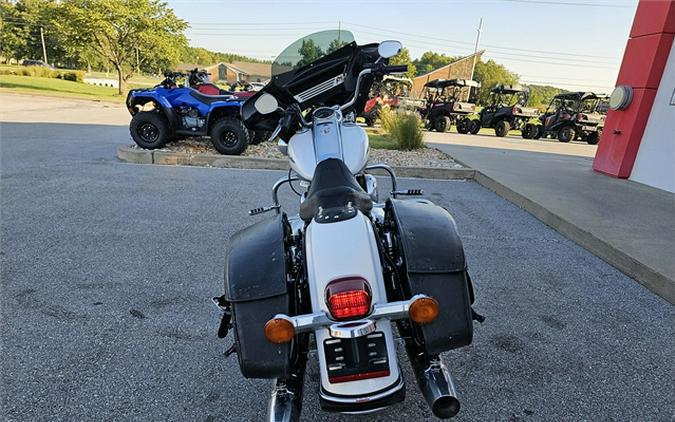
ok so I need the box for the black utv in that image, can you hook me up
[420,78,480,132]
[459,84,539,137]
[526,92,607,144]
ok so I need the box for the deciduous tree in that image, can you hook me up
[58,0,187,94]
[473,59,520,104]
[389,47,416,79]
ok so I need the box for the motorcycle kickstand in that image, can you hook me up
[266,359,306,422]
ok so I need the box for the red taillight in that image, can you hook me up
[325,277,372,320]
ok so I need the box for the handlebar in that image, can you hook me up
[383,65,408,74]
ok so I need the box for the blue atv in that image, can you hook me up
[126,70,259,155]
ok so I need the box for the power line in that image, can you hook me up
[344,21,618,60]
[502,0,634,8]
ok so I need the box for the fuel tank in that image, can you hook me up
[287,119,368,180]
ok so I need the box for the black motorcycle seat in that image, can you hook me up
[299,158,372,223]
[189,89,235,104]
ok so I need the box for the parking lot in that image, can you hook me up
[1,95,673,421]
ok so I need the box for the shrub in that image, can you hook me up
[0,66,84,82]
[380,108,424,150]
[57,70,85,82]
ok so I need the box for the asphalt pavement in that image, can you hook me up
[1,117,673,421]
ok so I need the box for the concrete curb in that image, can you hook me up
[117,146,475,180]
[450,156,674,305]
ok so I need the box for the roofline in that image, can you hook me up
[414,49,485,80]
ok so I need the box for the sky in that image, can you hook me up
[166,0,639,92]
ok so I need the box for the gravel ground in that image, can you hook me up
[2,121,674,422]
[140,137,464,169]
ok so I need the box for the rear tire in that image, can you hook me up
[211,117,249,155]
[434,116,451,132]
[456,119,470,134]
[495,120,510,137]
[587,130,600,145]
[522,124,533,139]
[532,126,543,139]
[558,126,575,143]
[469,119,481,134]
[130,111,170,149]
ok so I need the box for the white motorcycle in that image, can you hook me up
[214,30,483,421]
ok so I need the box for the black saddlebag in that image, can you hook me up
[224,214,291,379]
[387,199,474,355]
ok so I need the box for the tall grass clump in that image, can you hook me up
[379,107,424,150]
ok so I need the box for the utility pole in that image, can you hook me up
[470,17,483,81]
[338,20,341,42]
[40,26,48,65]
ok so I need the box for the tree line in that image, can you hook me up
[0,0,267,94]
[1,0,564,104]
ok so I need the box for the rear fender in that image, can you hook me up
[305,212,401,396]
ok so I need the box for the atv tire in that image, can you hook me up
[434,116,451,132]
[211,117,249,155]
[469,119,481,134]
[456,119,470,134]
[495,120,510,137]
[587,130,600,145]
[522,124,533,139]
[130,111,170,149]
[365,118,376,127]
[558,126,575,143]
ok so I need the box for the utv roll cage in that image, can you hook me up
[489,84,530,107]
[421,79,481,132]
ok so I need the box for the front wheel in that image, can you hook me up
[211,117,249,155]
[495,120,510,137]
[522,124,533,139]
[558,126,575,143]
[129,111,170,149]
[434,115,451,132]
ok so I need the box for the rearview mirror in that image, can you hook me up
[378,40,402,59]
[254,93,279,115]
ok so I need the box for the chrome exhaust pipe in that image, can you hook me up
[406,343,461,419]
[266,372,304,422]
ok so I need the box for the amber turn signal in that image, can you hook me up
[264,317,295,343]
[409,297,440,324]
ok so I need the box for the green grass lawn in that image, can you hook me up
[0,74,138,102]
[368,132,400,150]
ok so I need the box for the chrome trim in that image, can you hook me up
[328,320,376,338]
[364,163,398,197]
[271,294,429,334]
[340,68,372,111]
[293,74,345,103]
[319,376,404,404]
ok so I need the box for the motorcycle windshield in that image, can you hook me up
[272,30,355,77]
